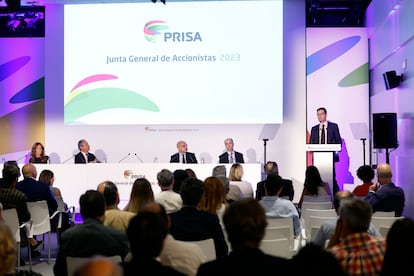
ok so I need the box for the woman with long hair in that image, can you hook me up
[298,165,331,209]
[123,178,155,214]
[29,142,49,164]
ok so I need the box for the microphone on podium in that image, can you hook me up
[62,155,75,164]
[118,153,131,163]
[134,153,143,163]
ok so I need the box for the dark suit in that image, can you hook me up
[197,248,289,275]
[255,178,294,201]
[54,218,130,276]
[218,151,244,164]
[16,177,58,216]
[169,206,228,259]
[365,182,405,217]
[170,152,198,164]
[310,121,341,144]
[74,152,98,164]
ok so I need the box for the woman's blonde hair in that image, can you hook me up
[229,163,243,181]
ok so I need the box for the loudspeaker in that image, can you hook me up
[383,70,401,90]
[373,113,398,149]
[5,0,21,10]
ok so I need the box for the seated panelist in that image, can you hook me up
[74,139,100,164]
[170,140,197,164]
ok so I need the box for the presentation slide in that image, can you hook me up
[64,0,283,125]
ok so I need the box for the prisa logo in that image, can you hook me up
[143,20,202,43]
[123,170,133,179]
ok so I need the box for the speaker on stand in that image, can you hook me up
[373,113,398,164]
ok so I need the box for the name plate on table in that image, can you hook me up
[305,144,341,152]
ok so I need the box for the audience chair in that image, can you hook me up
[260,238,292,258]
[372,211,395,217]
[55,196,75,242]
[265,217,295,252]
[302,195,332,203]
[190,238,216,262]
[370,216,404,237]
[27,200,59,265]
[301,208,336,241]
[308,215,337,242]
[3,208,32,269]
[66,255,122,276]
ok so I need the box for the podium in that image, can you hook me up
[306,144,341,195]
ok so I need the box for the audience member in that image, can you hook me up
[198,176,227,226]
[124,208,185,276]
[0,161,20,187]
[260,174,301,238]
[0,164,42,258]
[74,139,99,163]
[197,198,289,275]
[54,190,129,276]
[327,198,386,276]
[352,165,375,197]
[97,180,135,231]
[313,190,380,247]
[228,163,253,198]
[298,165,331,209]
[0,221,43,276]
[29,142,49,164]
[212,165,242,204]
[172,169,189,194]
[39,169,62,197]
[365,163,405,216]
[169,177,228,259]
[218,138,244,164]
[123,178,154,214]
[289,243,345,276]
[255,161,294,201]
[155,169,182,214]
[380,217,414,276]
[141,202,206,276]
[170,140,198,164]
[73,256,123,276]
[16,164,58,216]
[185,168,197,178]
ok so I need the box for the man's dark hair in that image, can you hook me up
[356,165,375,182]
[317,107,327,114]
[264,174,283,196]
[80,190,106,219]
[1,165,20,188]
[173,169,188,193]
[127,211,168,259]
[180,177,204,206]
[102,181,118,206]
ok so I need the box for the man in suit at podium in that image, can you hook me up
[310,107,342,145]
[74,139,100,164]
[219,138,244,164]
[170,140,198,164]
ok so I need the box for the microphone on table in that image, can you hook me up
[118,153,131,163]
[62,155,75,164]
[134,153,143,163]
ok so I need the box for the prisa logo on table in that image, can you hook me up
[123,170,145,180]
[143,20,202,43]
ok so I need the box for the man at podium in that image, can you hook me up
[310,107,342,145]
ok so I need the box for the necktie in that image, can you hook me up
[229,153,234,163]
[182,154,186,164]
[321,125,326,144]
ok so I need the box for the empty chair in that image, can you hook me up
[308,216,337,241]
[370,216,404,237]
[301,208,336,240]
[260,238,292,259]
[66,255,122,276]
[55,196,75,241]
[301,201,333,212]
[191,238,216,262]
[303,195,332,203]
[266,217,295,252]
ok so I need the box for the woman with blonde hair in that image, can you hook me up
[123,178,155,214]
[228,163,253,199]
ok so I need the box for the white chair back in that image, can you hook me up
[308,215,337,241]
[372,211,395,217]
[303,195,332,203]
[66,255,122,276]
[370,216,404,237]
[265,217,295,251]
[260,238,293,258]
[191,238,216,262]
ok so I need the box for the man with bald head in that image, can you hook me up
[16,163,57,216]
[365,163,405,216]
[170,140,198,164]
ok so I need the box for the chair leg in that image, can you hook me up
[28,242,32,271]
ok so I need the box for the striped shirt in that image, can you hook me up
[0,187,31,223]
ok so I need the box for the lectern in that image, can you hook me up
[305,144,341,195]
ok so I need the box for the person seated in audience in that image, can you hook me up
[260,174,301,238]
[155,169,182,214]
[16,164,58,217]
[365,163,405,217]
[141,202,206,276]
[73,256,123,276]
[228,163,253,199]
[74,139,100,163]
[185,168,197,178]
[0,160,20,187]
[326,198,386,275]
[298,165,331,209]
[123,178,154,214]
[198,176,228,226]
[255,161,294,201]
[170,140,198,164]
[212,165,241,204]
[172,169,189,194]
[352,165,375,197]
[169,177,228,259]
[312,190,380,248]
[54,190,129,276]
[123,208,185,275]
[29,142,49,164]
[97,180,135,231]
[0,221,43,276]
[380,217,414,276]
[197,198,289,275]
[289,243,345,275]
